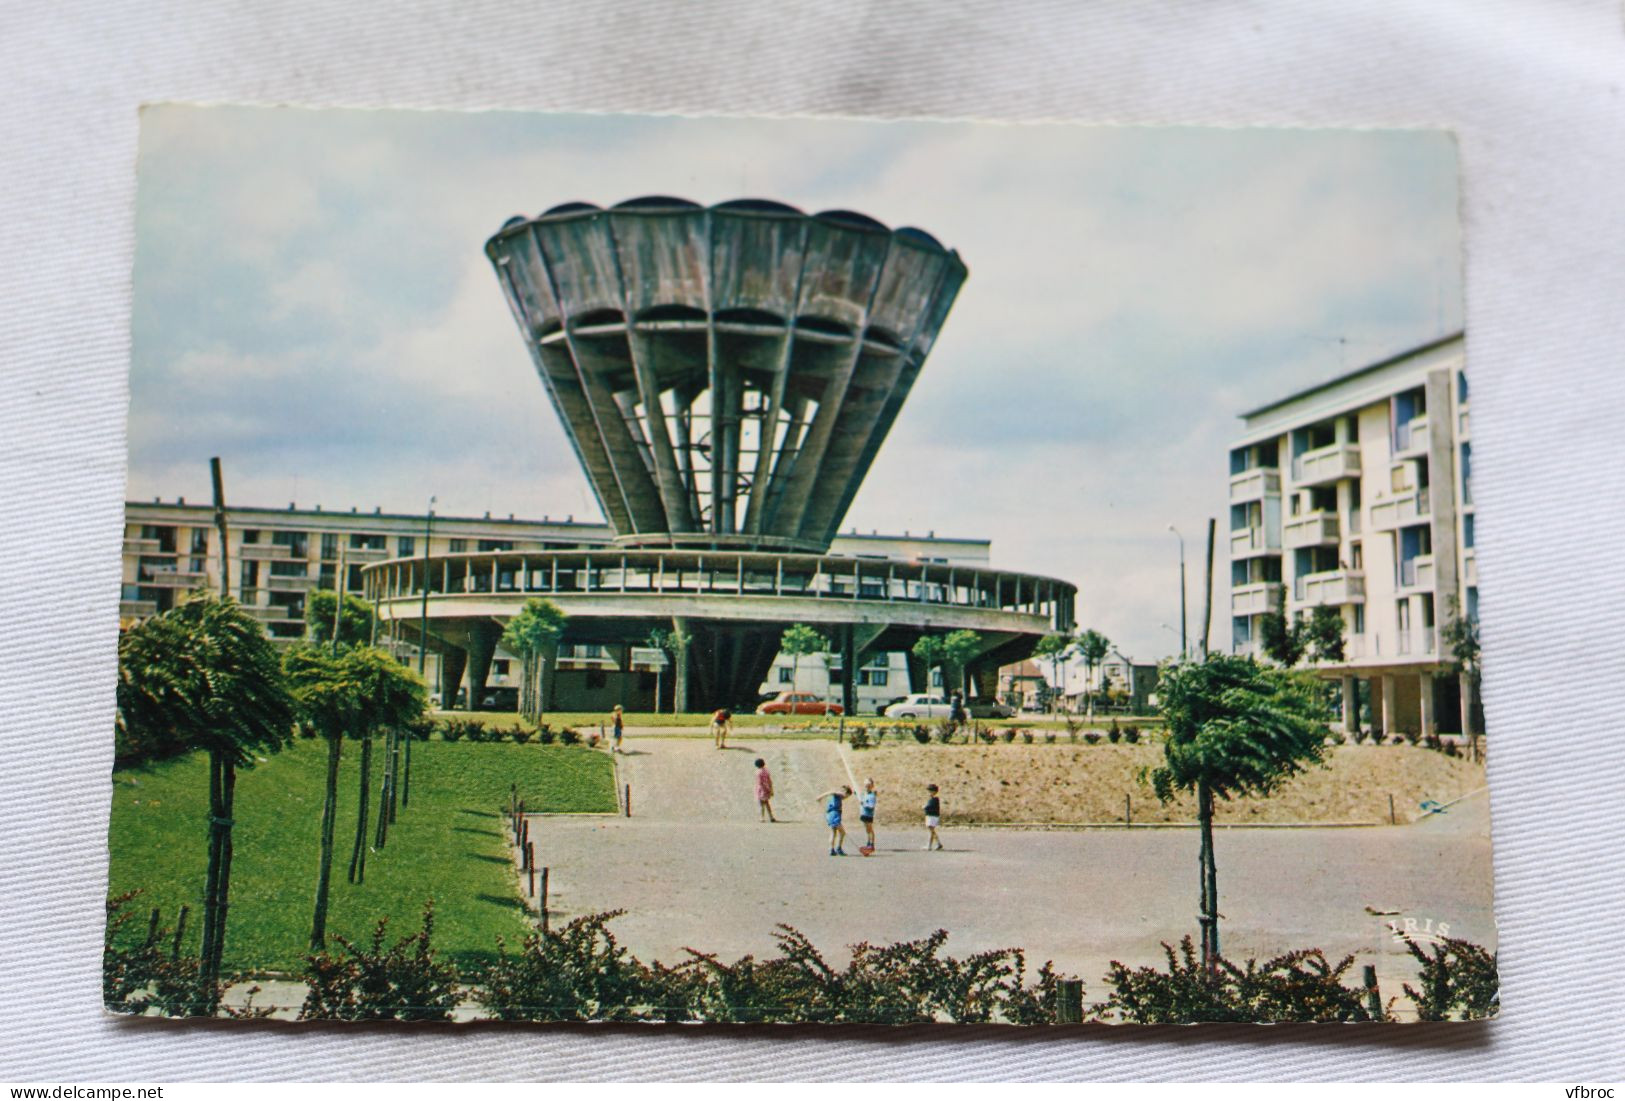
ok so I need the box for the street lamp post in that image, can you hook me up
[1168,524,1187,660]
[418,496,436,683]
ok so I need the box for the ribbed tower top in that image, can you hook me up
[486,197,967,554]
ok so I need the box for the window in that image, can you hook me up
[269,560,307,577]
[238,559,259,601]
[930,669,943,688]
[1353,604,1365,634]
[478,539,515,552]
[320,533,339,560]
[272,530,308,557]
[1460,442,1473,506]
[1467,586,1479,621]
[778,667,794,684]
[493,659,510,676]
[349,532,386,550]
[347,564,364,591]
[242,529,261,544]
[190,530,209,554]
[449,539,468,553]
[1351,542,1363,569]
[397,536,415,557]
[1463,514,1475,549]
[857,669,889,687]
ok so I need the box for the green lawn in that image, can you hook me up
[107,739,616,973]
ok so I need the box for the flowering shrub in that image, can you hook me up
[299,902,459,1021]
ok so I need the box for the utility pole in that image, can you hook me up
[1200,517,1216,660]
[330,542,346,654]
[209,458,230,600]
[418,496,436,681]
[1168,524,1187,660]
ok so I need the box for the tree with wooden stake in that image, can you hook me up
[1031,632,1074,714]
[1075,629,1111,719]
[115,595,296,1003]
[283,644,366,951]
[343,647,428,884]
[1150,655,1329,971]
[779,622,828,702]
[304,589,375,647]
[501,598,566,723]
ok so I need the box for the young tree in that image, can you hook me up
[304,589,374,646]
[1151,655,1329,970]
[501,598,566,722]
[1440,595,1482,757]
[116,596,297,995]
[911,635,948,698]
[1031,632,1074,714]
[942,629,983,700]
[1075,629,1111,719]
[1260,592,1346,668]
[283,644,366,950]
[780,623,829,701]
[341,647,428,886]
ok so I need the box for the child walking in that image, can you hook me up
[754,758,777,822]
[923,784,943,851]
[610,704,624,754]
[818,785,853,855]
[858,778,878,853]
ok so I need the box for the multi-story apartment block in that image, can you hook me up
[1228,332,1477,737]
[121,499,990,710]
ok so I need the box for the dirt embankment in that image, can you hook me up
[847,743,1485,826]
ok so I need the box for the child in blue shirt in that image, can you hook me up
[818,786,853,856]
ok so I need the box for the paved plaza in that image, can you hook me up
[527,737,1495,999]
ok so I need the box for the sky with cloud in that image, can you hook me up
[129,107,1462,660]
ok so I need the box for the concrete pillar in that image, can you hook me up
[1380,674,1397,739]
[1459,671,1475,740]
[905,651,929,695]
[1340,675,1357,733]
[464,621,501,711]
[1419,671,1435,736]
[439,646,467,708]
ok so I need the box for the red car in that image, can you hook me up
[756,691,844,716]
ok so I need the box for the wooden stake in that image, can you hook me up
[1125,793,1132,827]
[1363,964,1383,1020]
[541,866,550,933]
[520,819,530,862]
[526,844,536,896]
[209,458,230,600]
[624,783,631,817]
[1389,793,1396,825]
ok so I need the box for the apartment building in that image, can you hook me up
[1227,332,1478,737]
[121,500,989,708]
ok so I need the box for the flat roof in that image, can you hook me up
[1239,330,1464,421]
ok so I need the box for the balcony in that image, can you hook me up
[1398,554,1435,592]
[137,568,207,588]
[1464,548,1477,587]
[1346,633,1367,659]
[1397,627,1437,656]
[241,543,292,561]
[1232,637,1261,659]
[344,544,390,562]
[266,573,318,592]
[245,604,303,623]
[1369,486,1431,531]
[1231,582,1283,616]
[1291,443,1361,487]
[1294,568,1366,607]
[123,537,162,554]
[1283,510,1339,549]
[1229,525,1280,558]
[1229,467,1281,503]
[1458,408,1470,439]
[1393,414,1430,458]
[119,599,158,618]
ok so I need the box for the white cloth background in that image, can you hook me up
[3,0,1623,1082]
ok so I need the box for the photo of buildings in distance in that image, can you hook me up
[108,108,1495,1024]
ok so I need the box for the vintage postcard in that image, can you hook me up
[108,107,1494,1024]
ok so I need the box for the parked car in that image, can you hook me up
[882,694,953,720]
[757,691,843,716]
[966,697,1016,719]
